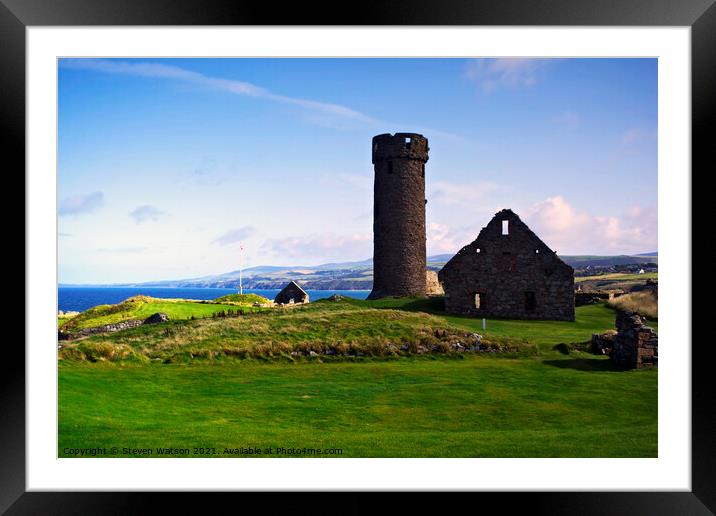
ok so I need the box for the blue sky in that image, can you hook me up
[58,58,657,284]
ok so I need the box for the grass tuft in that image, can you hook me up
[608,292,658,320]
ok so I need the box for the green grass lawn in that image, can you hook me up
[59,357,656,458]
[58,298,657,458]
[60,294,270,331]
[345,296,656,349]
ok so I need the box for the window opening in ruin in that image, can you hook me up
[421,163,425,177]
[387,161,394,174]
[535,249,540,254]
[525,292,536,311]
[502,220,509,235]
[474,293,482,309]
[405,137,412,148]
[476,248,481,253]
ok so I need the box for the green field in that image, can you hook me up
[59,294,270,331]
[58,298,658,458]
[575,272,658,283]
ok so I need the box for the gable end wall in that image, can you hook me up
[438,211,575,321]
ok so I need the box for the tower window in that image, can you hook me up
[502,220,509,235]
[387,161,393,174]
[421,163,425,177]
[476,248,481,253]
[535,249,540,254]
[405,137,412,148]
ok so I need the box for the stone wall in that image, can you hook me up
[611,310,658,368]
[575,289,625,306]
[59,319,144,340]
[58,312,170,340]
[438,209,574,321]
[368,133,428,299]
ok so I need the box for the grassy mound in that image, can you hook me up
[58,300,536,363]
[59,295,265,332]
[213,293,272,305]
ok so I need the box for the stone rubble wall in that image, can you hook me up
[611,310,658,368]
[58,312,170,340]
[575,289,625,306]
[58,319,144,340]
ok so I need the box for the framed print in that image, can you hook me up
[4,0,712,513]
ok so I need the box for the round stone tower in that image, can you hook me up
[368,132,429,300]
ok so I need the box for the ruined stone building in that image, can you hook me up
[275,281,309,305]
[438,209,575,321]
[611,310,658,368]
[368,133,429,300]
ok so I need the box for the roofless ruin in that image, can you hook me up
[367,133,574,321]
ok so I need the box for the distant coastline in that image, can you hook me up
[58,286,370,312]
[60,253,657,292]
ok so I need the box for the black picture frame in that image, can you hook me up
[4,0,710,513]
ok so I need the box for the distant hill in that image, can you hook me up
[61,252,657,291]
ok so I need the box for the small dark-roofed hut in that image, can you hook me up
[274,281,309,305]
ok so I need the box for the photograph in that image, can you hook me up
[56,56,659,459]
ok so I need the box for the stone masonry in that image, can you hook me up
[438,209,575,321]
[574,289,624,307]
[611,310,658,368]
[426,270,444,295]
[368,133,429,299]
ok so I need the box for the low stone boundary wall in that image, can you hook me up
[58,312,169,341]
[574,289,624,306]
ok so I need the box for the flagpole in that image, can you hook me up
[239,245,243,296]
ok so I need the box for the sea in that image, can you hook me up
[58,287,370,313]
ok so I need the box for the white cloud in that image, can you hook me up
[60,59,467,139]
[622,127,657,145]
[321,173,373,192]
[261,233,371,262]
[523,196,657,255]
[97,246,148,254]
[428,181,504,207]
[553,111,581,129]
[61,59,375,123]
[466,58,553,92]
[129,205,166,224]
[427,222,468,254]
[59,191,104,216]
[427,197,657,257]
[212,226,256,246]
